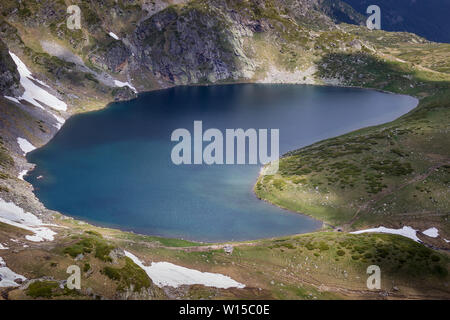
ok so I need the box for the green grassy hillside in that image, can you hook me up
[256,48,450,239]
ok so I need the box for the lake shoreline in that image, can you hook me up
[24,82,419,243]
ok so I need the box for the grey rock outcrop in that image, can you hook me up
[0,38,22,96]
[132,3,255,86]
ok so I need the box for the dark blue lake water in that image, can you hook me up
[26,84,417,242]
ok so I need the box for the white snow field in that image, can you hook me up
[114,79,137,93]
[422,227,439,238]
[0,257,26,287]
[9,52,67,111]
[0,198,56,242]
[124,251,245,289]
[17,137,36,155]
[351,226,421,242]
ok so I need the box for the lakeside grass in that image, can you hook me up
[127,231,449,299]
[3,223,448,299]
[115,232,202,248]
[256,50,450,235]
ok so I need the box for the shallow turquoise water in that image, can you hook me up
[26,84,417,242]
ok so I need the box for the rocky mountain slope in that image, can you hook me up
[0,38,21,97]
[0,0,449,299]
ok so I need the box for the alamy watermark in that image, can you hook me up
[366,5,381,30]
[67,5,81,30]
[66,265,81,290]
[366,265,381,290]
[171,121,280,175]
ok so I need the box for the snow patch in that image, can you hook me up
[444,239,450,243]
[0,198,56,242]
[114,80,137,93]
[422,227,439,238]
[0,243,8,250]
[17,170,28,180]
[124,251,245,289]
[0,257,26,287]
[17,137,36,155]
[9,52,67,111]
[4,96,20,103]
[351,226,421,242]
[50,112,65,129]
[18,170,28,180]
[108,32,120,40]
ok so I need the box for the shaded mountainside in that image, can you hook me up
[0,0,449,299]
[0,38,21,97]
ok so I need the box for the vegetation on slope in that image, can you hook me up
[1,215,448,300]
[0,0,448,300]
[124,231,449,299]
[256,47,450,236]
